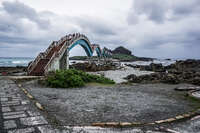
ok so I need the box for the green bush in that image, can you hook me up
[46,69,115,88]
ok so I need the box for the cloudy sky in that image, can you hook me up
[0,0,200,59]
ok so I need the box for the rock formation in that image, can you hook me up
[112,46,132,55]
[125,59,200,86]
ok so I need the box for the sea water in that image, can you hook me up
[0,57,177,67]
[0,57,34,67]
[122,59,176,66]
[0,57,86,67]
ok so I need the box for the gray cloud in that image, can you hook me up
[74,16,117,36]
[0,1,119,57]
[172,0,200,15]
[125,0,200,59]
[128,0,200,24]
[0,1,55,57]
[134,0,168,23]
[0,34,41,44]
[2,1,50,29]
[0,0,200,59]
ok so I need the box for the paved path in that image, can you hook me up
[0,77,56,133]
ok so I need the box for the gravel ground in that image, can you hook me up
[89,66,153,83]
[23,80,199,127]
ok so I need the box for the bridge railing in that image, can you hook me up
[44,33,88,74]
[44,39,68,74]
[27,41,57,74]
[27,52,45,74]
[44,41,57,57]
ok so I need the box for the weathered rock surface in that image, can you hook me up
[125,59,200,86]
[70,62,119,72]
[0,66,27,76]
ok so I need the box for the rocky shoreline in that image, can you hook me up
[0,66,27,76]
[1,59,200,86]
[125,59,200,86]
[70,61,120,72]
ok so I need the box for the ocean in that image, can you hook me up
[0,57,34,67]
[0,57,177,67]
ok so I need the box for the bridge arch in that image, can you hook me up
[68,39,93,57]
[59,37,94,70]
[95,47,102,57]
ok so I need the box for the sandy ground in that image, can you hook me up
[89,66,153,83]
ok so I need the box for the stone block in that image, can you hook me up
[2,107,11,112]
[20,116,48,126]
[1,97,8,102]
[8,127,35,133]
[27,111,41,116]
[3,111,27,119]
[4,120,17,129]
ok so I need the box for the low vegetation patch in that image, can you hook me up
[46,69,115,88]
[112,54,137,61]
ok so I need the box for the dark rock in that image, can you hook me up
[112,46,132,55]
[125,59,200,86]
[0,67,27,76]
[70,62,117,72]
[150,63,165,72]
[138,63,165,72]
[161,74,180,84]
[124,74,141,83]
[188,77,200,86]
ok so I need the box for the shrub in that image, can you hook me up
[46,69,115,88]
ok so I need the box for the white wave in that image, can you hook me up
[12,60,30,64]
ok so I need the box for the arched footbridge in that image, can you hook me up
[27,33,112,76]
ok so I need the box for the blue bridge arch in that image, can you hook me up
[68,39,93,57]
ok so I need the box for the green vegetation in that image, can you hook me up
[69,56,88,60]
[69,54,153,62]
[46,69,115,88]
[69,56,99,60]
[112,54,137,61]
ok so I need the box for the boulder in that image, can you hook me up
[188,77,200,86]
[125,74,141,83]
[150,63,165,72]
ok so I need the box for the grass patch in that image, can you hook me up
[112,54,137,61]
[46,69,115,88]
[187,95,200,104]
[69,56,98,60]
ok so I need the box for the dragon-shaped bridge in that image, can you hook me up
[27,33,112,76]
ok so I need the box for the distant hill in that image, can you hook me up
[70,46,154,61]
[112,46,132,55]
[111,46,153,61]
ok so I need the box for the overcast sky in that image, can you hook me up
[0,0,200,59]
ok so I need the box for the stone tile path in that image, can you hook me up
[0,78,51,133]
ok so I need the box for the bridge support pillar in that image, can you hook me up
[66,48,69,69]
